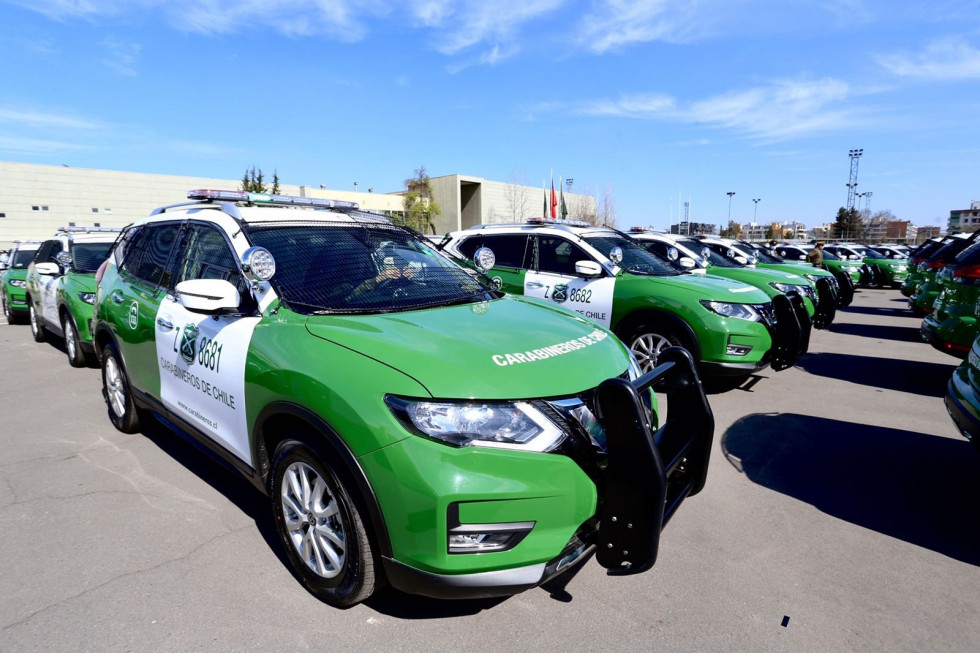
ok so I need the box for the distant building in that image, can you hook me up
[882,220,917,243]
[811,224,833,241]
[0,162,595,246]
[948,201,980,234]
[670,221,719,236]
[916,226,942,242]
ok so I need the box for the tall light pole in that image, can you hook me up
[752,198,761,222]
[727,191,736,222]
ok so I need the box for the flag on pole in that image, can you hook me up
[542,181,547,218]
[550,175,557,219]
[560,177,568,219]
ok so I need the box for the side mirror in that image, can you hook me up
[35,262,61,276]
[575,260,603,277]
[473,247,496,273]
[0,262,7,271]
[175,279,241,315]
[678,257,696,269]
[799,255,806,260]
[734,256,749,265]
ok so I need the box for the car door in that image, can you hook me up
[31,239,64,326]
[155,222,260,464]
[524,235,616,328]
[108,221,184,396]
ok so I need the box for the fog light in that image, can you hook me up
[448,504,535,554]
[726,345,752,356]
[449,532,519,553]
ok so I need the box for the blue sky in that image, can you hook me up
[1,1,977,231]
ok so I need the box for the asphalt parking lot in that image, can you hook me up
[1,288,978,652]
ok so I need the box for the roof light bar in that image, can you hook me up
[187,189,359,211]
[526,217,591,227]
[56,227,123,233]
[629,227,650,233]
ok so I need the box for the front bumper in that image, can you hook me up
[378,347,715,599]
[767,293,810,371]
[812,277,838,329]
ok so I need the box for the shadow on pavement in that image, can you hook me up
[796,352,955,397]
[840,305,916,318]
[828,322,926,343]
[722,413,980,566]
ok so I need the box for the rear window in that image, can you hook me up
[931,238,976,264]
[953,242,980,265]
[246,221,492,314]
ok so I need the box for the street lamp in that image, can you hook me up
[752,198,761,222]
[354,181,359,192]
[727,191,735,222]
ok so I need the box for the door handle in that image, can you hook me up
[111,291,125,304]
[156,317,174,330]
[526,282,544,289]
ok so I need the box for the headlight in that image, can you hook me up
[78,292,96,305]
[699,300,761,322]
[895,265,907,272]
[385,396,565,452]
[802,274,821,282]
[9,279,25,287]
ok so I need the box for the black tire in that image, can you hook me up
[2,294,17,324]
[867,264,883,289]
[100,342,142,433]
[270,439,378,608]
[624,321,686,375]
[63,313,88,367]
[28,301,45,342]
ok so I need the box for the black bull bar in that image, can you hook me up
[812,277,838,329]
[593,346,714,575]
[770,293,811,371]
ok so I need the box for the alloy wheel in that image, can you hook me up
[280,461,346,579]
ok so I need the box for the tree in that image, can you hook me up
[240,165,268,193]
[833,207,862,241]
[764,225,776,240]
[720,220,742,239]
[271,170,281,195]
[595,184,617,228]
[860,209,897,242]
[400,166,442,234]
[503,169,531,222]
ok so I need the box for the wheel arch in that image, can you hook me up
[614,308,702,362]
[253,402,393,559]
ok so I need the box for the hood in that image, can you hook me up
[65,271,97,293]
[705,266,810,293]
[758,262,832,279]
[630,272,771,304]
[304,296,630,400]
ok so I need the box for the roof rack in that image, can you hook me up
[525,216,592,227]
[188,189,359,211]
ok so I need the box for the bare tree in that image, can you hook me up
[861,209,897,242]
[596,184,617,228]
[503,169,532,221]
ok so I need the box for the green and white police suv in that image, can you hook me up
[1,239,42,323]
[24,227,120,365]
[91,189,714,607]
[440,219,809,377]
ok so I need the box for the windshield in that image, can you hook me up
[585,236,680,276]
[751,249,783,264]
[70,241,115,273]
[247,221,493,314]
[862,249,887,260]
[820,249,841,261]
[675,238,739,268]
[9,248,38,269]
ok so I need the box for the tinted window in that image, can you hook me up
[537,236,593,275]
[70,241,114,273]
[33,240,61,264]
[173,225,255,311]
[457,234,531,269]
[120,222,181,287]
[954,242,980,265]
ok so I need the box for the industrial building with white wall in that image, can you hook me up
[0,162,596,248]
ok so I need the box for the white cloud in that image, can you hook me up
[0,108,105,130]
[575,0,708,53]
[569,78,860,141]
[100,36,141,76]
[877,38,980,81]
[413,0,562,56]
[0,134,93,155]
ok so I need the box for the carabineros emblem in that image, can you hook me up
[179,324,199,365]
[552,284,568,303]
